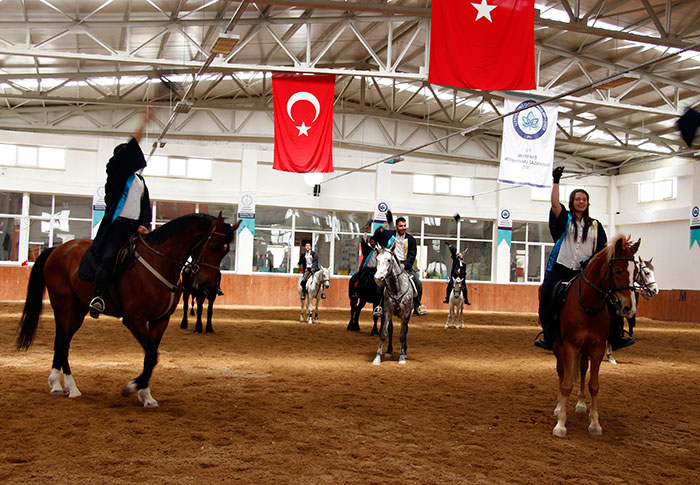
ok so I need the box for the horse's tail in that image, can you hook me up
[16,247,55,351]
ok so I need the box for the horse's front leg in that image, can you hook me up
[312,295,320,324]
[347,297,361,332]
[299,290,305,322]
[606,343,617,365]
[373,314,390,366]
[180,290,190,330]
[458,302,464,328]
[122,316,167,408]
[445,303,451,329]
[398,310,410,365]
[587,347,605,435]
[553,345,576,437]
[205,296,215,333]
[194,293,205,333]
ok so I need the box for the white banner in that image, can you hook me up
[498,96,559,188]
[238,193,256,219]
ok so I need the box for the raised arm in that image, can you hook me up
[133,109,155,144]
[551,166,565,218]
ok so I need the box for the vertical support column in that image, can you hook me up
[18,192,30,263]
[235,147,257,275]
[608,174,618,237]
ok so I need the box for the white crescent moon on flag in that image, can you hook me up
[287,92,321,123]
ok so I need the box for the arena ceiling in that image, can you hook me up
[0,0,698,175]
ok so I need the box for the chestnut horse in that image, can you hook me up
[552,235,640,437]
[16,213,237,407]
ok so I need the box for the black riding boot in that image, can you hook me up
[609,315,635,351]
[89,267,110,318]
[534,311,555,350]
[462,286,471,305]
[443,281,453,304]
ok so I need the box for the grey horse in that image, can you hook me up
[445,276,465,329]
[372,241,414,365]
[298,266,331,324]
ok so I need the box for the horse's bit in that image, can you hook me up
[577,256,636,315]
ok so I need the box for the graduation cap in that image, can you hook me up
[453,213,461,223]
[677,108,700,148]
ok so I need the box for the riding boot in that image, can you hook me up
[443,281,453,304]
[609,315,635,351]
[463,286,471,305]
[89,267,109,318]
[534,313,555,350]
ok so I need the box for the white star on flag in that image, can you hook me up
[471,0,497,22]
[296,122,311,136]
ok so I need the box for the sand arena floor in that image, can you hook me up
[1,302,699,484]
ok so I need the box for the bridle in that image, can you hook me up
[132,225,228,319]
[376,249,411,305]
[577,255,636,315]
[634,260,657,300]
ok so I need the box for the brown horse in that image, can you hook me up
[16,213,237,407]
[552,235,640,437]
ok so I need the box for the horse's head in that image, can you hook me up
[453,277,463,292]
[374,241,397,285]
[636,256,659,297]
[188,213,237,297]
[608,236,641,318]
[320,266,331,289]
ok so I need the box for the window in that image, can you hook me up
[510,222,553,283]
[413,175,472,196]
[28,194,92,261]
[143,155,212,180]
[0,192,23,261]
[639,178,676,202]
[0,144,66,169]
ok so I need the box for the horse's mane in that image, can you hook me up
[144,213,216,245]
[590,234,627,271]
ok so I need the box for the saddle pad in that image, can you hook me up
[552,275,578,322]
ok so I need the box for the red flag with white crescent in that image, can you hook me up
[273,73,335,173]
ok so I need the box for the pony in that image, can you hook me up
[16,213,237,407]
[180,267,222,334]
[552,235,639,437]
[372,241,414,365]
[606,256,658,364]
[444,276,465,329]
[346,269,381,333]
[298,266,331,324]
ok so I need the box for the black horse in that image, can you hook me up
[346,268,382,334]
[180,266,222,334]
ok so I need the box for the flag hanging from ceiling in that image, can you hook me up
[273,73,335,173]
[498,95,559,188]
[428,0,536,91]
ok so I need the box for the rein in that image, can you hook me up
[576,255,636,315]
[381,252,411,308]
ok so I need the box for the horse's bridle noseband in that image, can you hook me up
[577,255,636,315]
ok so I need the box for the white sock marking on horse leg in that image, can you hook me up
[138,387,159,407]
[48,368,63,395]
[63,374,82,398]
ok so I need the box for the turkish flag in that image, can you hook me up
[273,73,335,173]
[429,0,536,91]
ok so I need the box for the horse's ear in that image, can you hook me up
[217,211,224,223]
[615,237,624,251]
[630,238,641,254]
[232,220,241,231]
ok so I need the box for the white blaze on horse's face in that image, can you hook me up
[374,247,392,285]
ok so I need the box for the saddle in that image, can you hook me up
[551,275,578,324]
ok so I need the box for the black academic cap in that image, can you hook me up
[677,108,700,148]
[453,213,461,222]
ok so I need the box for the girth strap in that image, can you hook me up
[134,250,180,320]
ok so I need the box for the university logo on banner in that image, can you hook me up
[691,205,700,249]
[429,0,535,91]
[497,208,513,247]
[498,96,559,188]
[273,73,335,173]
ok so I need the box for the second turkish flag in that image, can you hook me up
[273,73,335,173]
[428,0,535,91]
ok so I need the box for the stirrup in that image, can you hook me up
[533,331,552,350]
[89,296,104,318]
[373,306,383,317]
[321,293,326,299]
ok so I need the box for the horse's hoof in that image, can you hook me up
[588,425,603,435]
[180,323,187,330]
[444,324,448,329]
[66,389,82,398]
[50,389,64,395]
[552,425,567,437]
[398,357,406,365]
[143,400,159,408]
[385,353,392,359]
[575,403,587,414]
[608,357,618,365]
[372,356,381,366]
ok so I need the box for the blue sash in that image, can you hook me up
[111,173,136,223]
[360,248,374,270]
[544,213,571,282]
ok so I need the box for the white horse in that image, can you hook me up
[298,266,331,324]
[606,257,658,364]
[372,242,414,365]
[445,277,465,329]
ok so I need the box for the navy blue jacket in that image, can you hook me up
[448,245,466,279]
[299,249,319,272]
[386,230,417,270]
